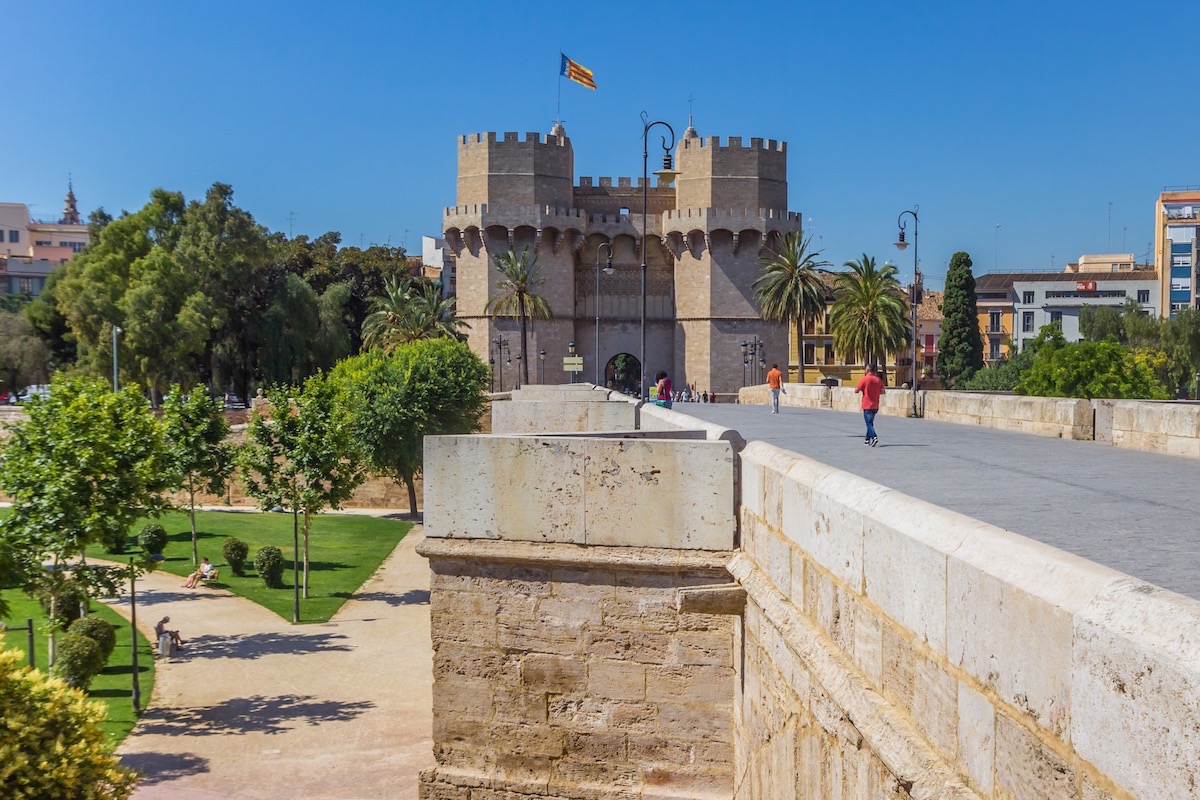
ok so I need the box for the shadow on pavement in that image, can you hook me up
[133,694,375,737]
[120,751,210,784]
[382,511,422,523]
[347,589,429,606]
[115,590,228,607]
[180,631,354,661]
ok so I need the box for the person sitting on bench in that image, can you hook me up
[182,557,218,588]
[155,616,184,649]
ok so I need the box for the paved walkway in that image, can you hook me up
[105,521,433,800]
[680,402,1200,600]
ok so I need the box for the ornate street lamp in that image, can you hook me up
[567,341,576,384]
[639,113,679,399]
[893,207,920,417]
[539,349,546,385]
[595,242,614,385]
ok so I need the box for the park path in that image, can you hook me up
[104,515,433,800]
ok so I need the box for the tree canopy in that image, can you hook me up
[829,255,908,373]
[332,338,489,516]
[753,232,831,382]
[937,251,983,387]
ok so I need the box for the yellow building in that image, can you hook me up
[1155,189,1200,318]
[974,273,1016,363]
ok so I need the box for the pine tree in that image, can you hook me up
[936,251,984,387]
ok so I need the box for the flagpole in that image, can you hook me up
[556,51,563,123]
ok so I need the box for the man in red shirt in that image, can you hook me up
[854,364,884,447]
[766,363,784,413]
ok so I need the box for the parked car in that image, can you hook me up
[16,385,51,403]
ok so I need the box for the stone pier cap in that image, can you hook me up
[424,433,736,551]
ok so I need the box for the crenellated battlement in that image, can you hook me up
[458,131,569,147]
[680,136,786,153]
[664,207,801,222]
[443,203,585,219]
[576,176,662,189]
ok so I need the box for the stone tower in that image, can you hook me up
[443,124,800,396]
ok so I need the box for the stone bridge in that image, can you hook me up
[417,384,1200,800]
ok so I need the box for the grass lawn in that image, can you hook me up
[2,589,155,743]
[86,510,412,624]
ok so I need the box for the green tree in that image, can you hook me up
[162,388,233,566]
[0,376,171,661]
[0,310,50,392]
[0,647,138,799]
[753,232,831,383]
[829,255,908,376]
[362,276,465,352]
[486,248,553,386]
[240,375,364,612]
[936,251,984,387]
[1016,339,1168,399]
[1078,305,1124,342]
[332,338,489,516]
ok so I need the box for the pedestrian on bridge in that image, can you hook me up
[855,364,884,447]
[766,363,784,413]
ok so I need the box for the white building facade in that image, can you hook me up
[1011,271,1159,351]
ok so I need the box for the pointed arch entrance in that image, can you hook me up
[605,353,640,394]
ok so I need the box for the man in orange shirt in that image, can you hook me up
[854,363,884,446]
[766,363,784,413]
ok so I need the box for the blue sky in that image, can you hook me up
[5,1,1189,290]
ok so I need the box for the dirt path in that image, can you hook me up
[106,522,433,799]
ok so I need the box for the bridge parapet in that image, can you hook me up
[736,439,1200,799]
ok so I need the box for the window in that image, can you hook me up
[824,343,835,364]
[1022,311,1035,332]
[989,340,1001,360]
[804,343,816,364]
[34,240,51,247]
[1050,310,1063,328]
[1137,290,1150,304]
[19,278,31,294]
[7,230,17,244]
[923,333,935,350]
[988,311,1001,332]
[1022,291,1034,304]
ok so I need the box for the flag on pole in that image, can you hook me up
[560,54,597,90]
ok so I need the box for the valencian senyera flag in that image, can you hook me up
[560,54,597,90]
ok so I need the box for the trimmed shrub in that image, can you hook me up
[51,633,105,690]
[253,545,285,588]
[138,523,168,556]
[69,616,117,663]
[0,649,137,799]
[222,537,249,576]
[40,582,90,631]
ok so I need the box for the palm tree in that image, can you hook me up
[829,255,909,379]
[361,276,465,352]
[485,247,554,385]
[753,232,832,383]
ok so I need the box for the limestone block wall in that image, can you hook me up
[1096,399,1200,457]
[420,429,740,800]
[492,399,637,434]
[738,387,1094,439]
[736,439,1200,800]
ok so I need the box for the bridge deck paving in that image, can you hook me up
[677,402,1200,600]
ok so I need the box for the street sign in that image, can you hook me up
[563,356,584,372]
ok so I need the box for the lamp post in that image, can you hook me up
[595,242,614,385]
[492,336,508,391]
[514,355,522,389]
[741,341,748,387]
[539,350,546,385]
[640,113,679,399]
[128,558,140,714]
[112,324,122,392]
[567,342,576,384]
[489,357,495,392]
[893,207,920,417]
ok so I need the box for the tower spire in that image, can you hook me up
[60,175,81,225]
[684,94,698,139]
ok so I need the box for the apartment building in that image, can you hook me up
[1155,189,1200,318]
[0,185,88,264]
